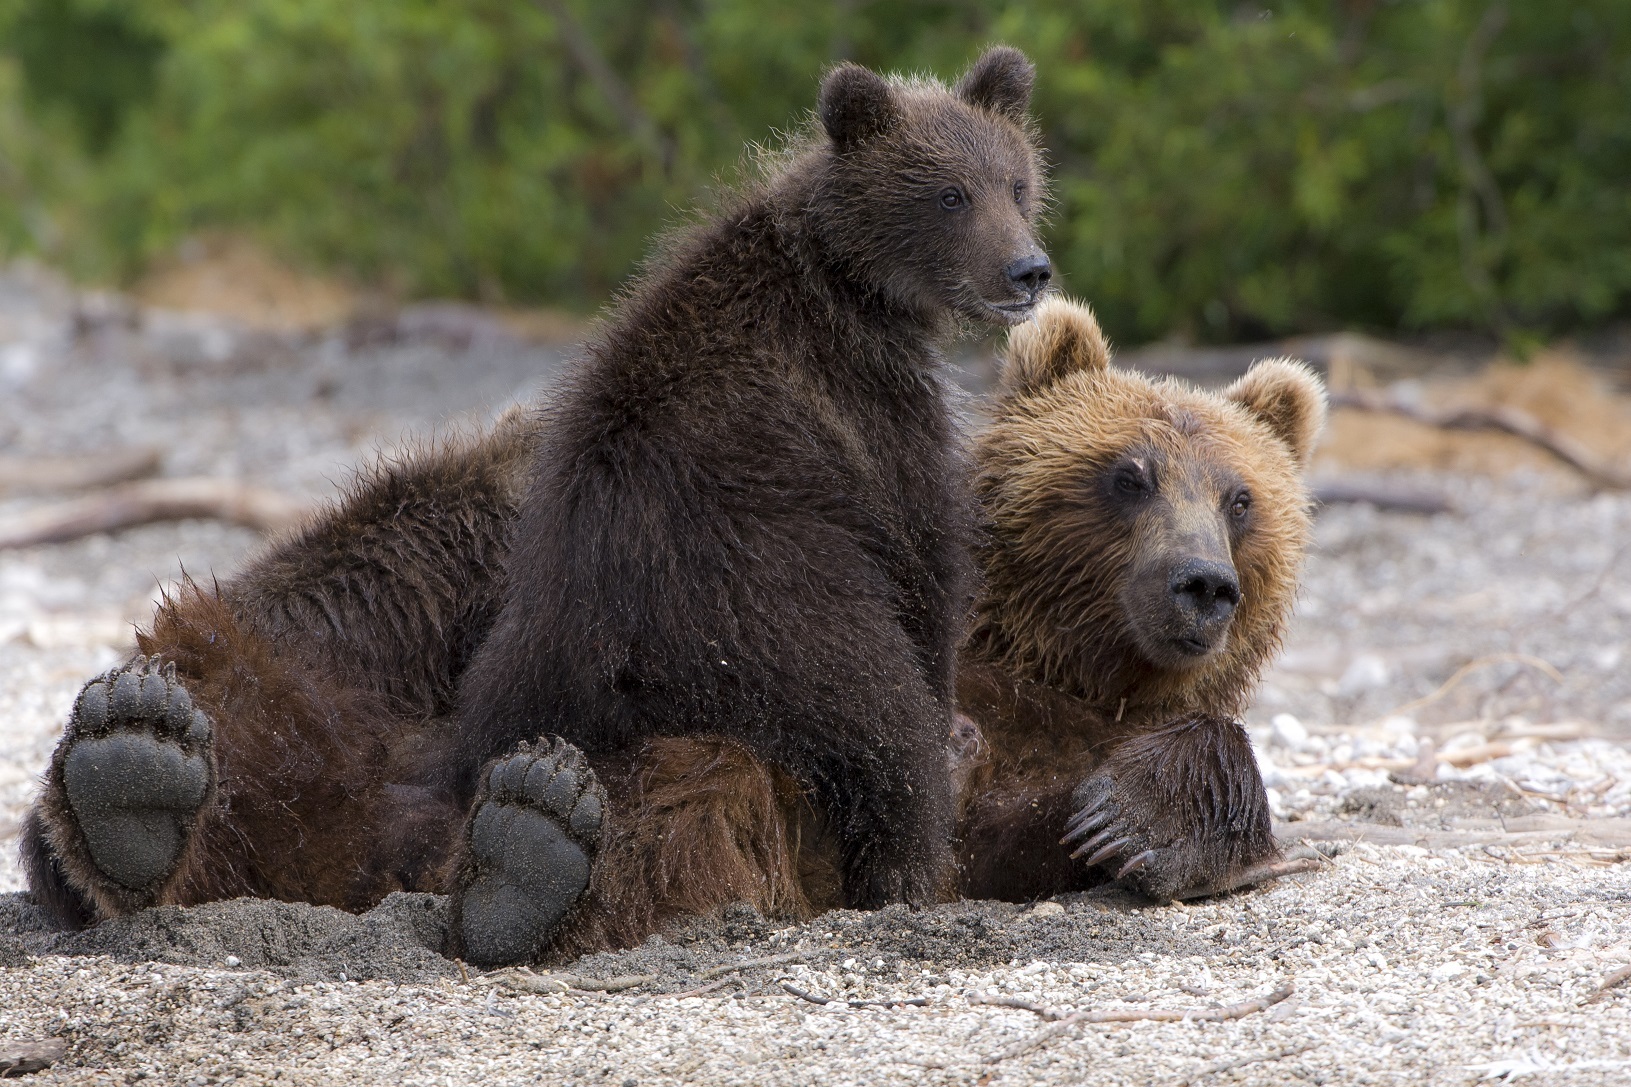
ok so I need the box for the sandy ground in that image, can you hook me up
[2,264,1631,1083]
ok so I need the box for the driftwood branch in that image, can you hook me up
[1314,479,1453,515]
[779,982,927,1009]
[0,447,161,496]
[475,968,657,994]
[0,1038,66,1077]
[1583,965,1631,1006]
[1328,389,1631,489]
[982,982,1295,1064]
[0,478,311,549]
[664,978,742,1000]
[1175,1043,1317,1086]
[699,951,812,979]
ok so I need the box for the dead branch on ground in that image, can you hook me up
[1175,1043,1317,1086]
[0,447,161,496]
[1582,965,1631,1005]
[778,981,927,1009]
[1328,389,1631,489]
[699,951,813,979]
[0,478,311,549]
[1314,479,1453,515]
[475,968,657,994]
[981,981,1296,1064]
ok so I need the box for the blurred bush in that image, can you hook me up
[1,0,1627,343]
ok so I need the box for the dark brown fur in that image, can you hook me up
[444,46,1048,910]
[25,48,1049,955]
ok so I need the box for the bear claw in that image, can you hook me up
[454,737,606,968]
[57,656,212,893]
[1063,717,1280,901]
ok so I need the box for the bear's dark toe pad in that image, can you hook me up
[58,657,212,891]
[456,738,606,968]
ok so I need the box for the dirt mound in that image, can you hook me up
[0,892,454,983]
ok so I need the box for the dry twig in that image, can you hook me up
[1175,1043,1318,1086]
[983,982,1296,1065]
[665,978,742,1001]
[1583,965,1631,1005]
[476,968,657,994]
[1328,388,1631,489]
[1314,479,1453,515]
[779,981,927,1009]
[0,478,311,548]
[699,951,812,979]
[0,447,161,496]
[968,993,1068,1018]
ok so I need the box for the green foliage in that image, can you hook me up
[1,0,1629,341]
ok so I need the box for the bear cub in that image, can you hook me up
[23,47,1052,968]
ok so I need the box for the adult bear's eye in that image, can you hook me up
[939,187,965,210]
[1231,491,1252,518]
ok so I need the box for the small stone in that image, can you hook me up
[1271,714,1309,750]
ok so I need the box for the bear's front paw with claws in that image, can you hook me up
[1060,716,1278,901]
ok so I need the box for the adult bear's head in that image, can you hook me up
[806,46,1051,328]
[969,297,1327,721]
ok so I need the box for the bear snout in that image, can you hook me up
[1166,558,1241,656]
[1005,254,1052,298]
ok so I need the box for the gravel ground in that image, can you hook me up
[2,265,1630,1083]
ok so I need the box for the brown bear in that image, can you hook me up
[954,296,1326,903]
[22,47,1052,967]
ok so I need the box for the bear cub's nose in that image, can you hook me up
[1006,254,1052,295]
[1169,559,1241,619]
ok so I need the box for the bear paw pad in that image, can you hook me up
[58,656,212,892]
[455,738,605,968]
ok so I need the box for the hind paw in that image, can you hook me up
[453,738,605,967]
[55,656,213,894]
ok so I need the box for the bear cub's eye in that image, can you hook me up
[939,187,966,211]
[1230,491,1252,518]
[1013,181,1026,205]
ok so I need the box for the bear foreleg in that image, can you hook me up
[1061,715,1279,901]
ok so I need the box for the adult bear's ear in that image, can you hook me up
[820,63,898,149]
[1225,359,1329,469]
[1000,296,1110,396]
[955,45,1034,122]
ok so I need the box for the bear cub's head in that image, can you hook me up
[969,297,1327,721]
[810,46,1050,327]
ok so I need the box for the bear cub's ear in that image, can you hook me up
[820,63,899,149]
[1000,296,1111,397]
[1224,359,1328,469]
[955,45,1035,122]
